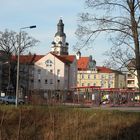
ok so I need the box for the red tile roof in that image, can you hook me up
[51,53,75,64]
[61,55,75,63]
[33,55,44,62]
[77,57,114,73]
[96,66,113,73]
[77,57,89,70]
[11,53,75,65]
[11,55,44,64]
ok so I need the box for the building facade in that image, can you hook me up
[126,60,139,90]
[77,55,126,89]
[34,53,77,91]
[126,71,138,90]
[0,50,10,93]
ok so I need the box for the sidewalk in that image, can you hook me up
[91,106,140,112]
[63,102,140,112]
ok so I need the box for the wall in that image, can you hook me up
[34,53,65,90]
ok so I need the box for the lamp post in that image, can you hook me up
[15,25,36,107]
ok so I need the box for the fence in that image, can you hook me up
[27,87,140,107]
[71,86,140,107]
[28,89,70,105]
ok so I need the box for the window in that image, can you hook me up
[108,84,111,88]
[93,83,96,86]
[38,74,41,80]
[82,83,84,86]
[50,69,53,73]
[109,74,112,79]
[101,83,104,87]
[31,69,34,76]
[94,75,96,79]
[100,81,104,87]
[88,74,90,79]
[128,74,131,77]
[38,69,41,74]
[45,79,48,84]
[128,74,133,78]
[50,79,53,84]
[101,75,104,79]
[128,80,134,84]
[88,83,90,86]
[45,59,53,67]
[57,69,60,77]
[82,74,84,79]
[46,70,48,75]
[38,79,41,82]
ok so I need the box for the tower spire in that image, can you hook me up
[55,18,66,37]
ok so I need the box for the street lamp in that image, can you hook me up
[15,25,36,107]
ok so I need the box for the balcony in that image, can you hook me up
[127,83,135,88]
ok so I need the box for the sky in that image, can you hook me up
[0,0,110,65]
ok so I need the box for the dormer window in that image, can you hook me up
[51,41,56,47]
[45,59,53,67]
[52,41,56,45]
[66,42,69,46]
[58,41,62,44]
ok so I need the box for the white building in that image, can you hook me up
[34,19,77,91]
[126,60,139,90]
[127,71,138,90]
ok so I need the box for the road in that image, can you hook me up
[91,106,140,112]
[63,102,140,112]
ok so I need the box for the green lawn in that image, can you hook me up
[0,105,140,140]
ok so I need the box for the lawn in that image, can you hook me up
[0,105,140,140]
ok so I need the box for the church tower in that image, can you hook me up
[51,19,69,55]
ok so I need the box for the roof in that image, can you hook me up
[55,19,66,37]
[11,53,75,65]
[96,66,113,73]
[51,53,75,64]
[61,55,75,63]
[127,59,136,70]
[11,55,44,64]
[77,56,123,74]
[77,56,117,73]
[77,57,89,70]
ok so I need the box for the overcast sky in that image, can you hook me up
[0,0,110,65]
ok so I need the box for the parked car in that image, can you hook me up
[0,95,24,105]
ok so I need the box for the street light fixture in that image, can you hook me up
[15,25,36,107]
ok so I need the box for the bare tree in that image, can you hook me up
[76,0,140,89]
[0,29,39,57]
[0,29,39,91]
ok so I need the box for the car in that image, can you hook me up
[0,95,24,105]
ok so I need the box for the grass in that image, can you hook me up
[0,105,140,140]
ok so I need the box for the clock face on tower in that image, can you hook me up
[55,36,60,42]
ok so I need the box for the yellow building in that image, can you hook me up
[77,56,126,89]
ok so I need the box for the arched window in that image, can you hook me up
[45,59,53,67]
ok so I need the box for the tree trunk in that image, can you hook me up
[137,69,140,90]
[129,0,140,89]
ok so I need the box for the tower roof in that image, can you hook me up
[55,19,66,37]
